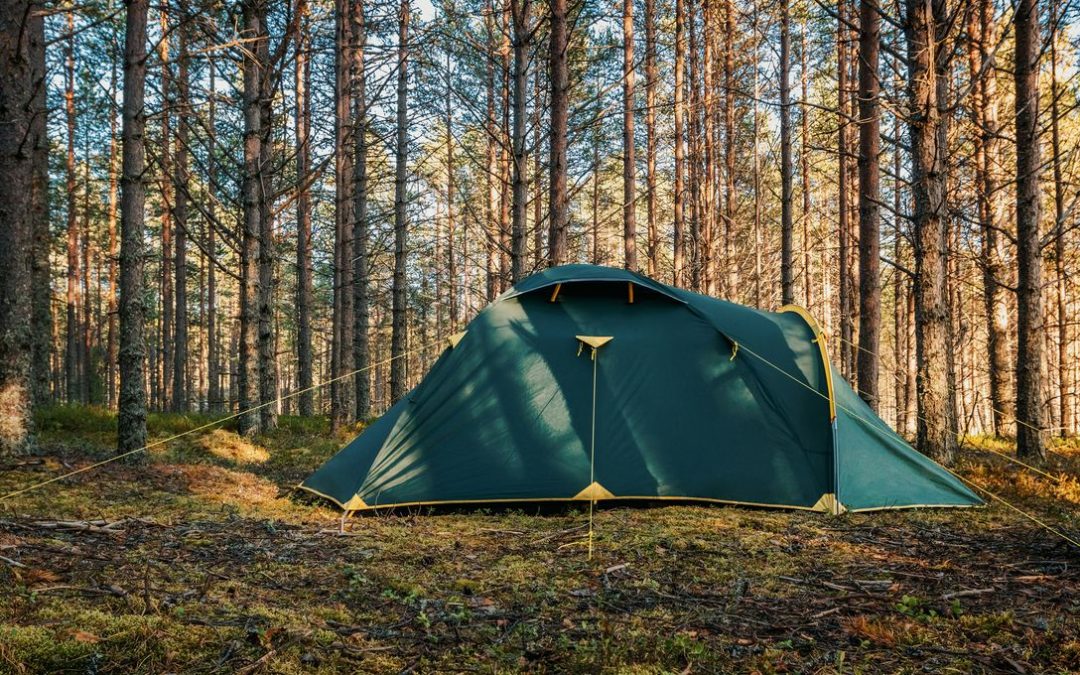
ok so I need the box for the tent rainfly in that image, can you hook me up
[301,264,981,514]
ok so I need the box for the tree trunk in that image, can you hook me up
[856,0,880,409]
[643,0,658,277]
[331,0,354,429]
[295,8,313,417]
[238,0,264,436]
[1049,3,1069,437]
[65,9,80,404]
[673,0,685,286]
[352,0,370,419]
[837,0,853,379]
[968,0,1010,436]
[485,10,497,299]
[800,14,813,310]
[256,2,277,431]
[390,0,410,403]
[172,23,189,412]
[722,0,735,297]
[0,0,36,453]
[30,4,51,408]
[547,0,568,266]
[206,55,221,413]
[1013,0,1046,461]
[158,8,172,412]
[510,0,530,283]
[118,0,149,455]
[780,0,794,306]
[905,0,956,464]
[622,0,637,271]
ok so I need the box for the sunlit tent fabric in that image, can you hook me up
[301,264,980,514]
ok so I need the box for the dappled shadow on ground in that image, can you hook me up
[0,415,1077,673]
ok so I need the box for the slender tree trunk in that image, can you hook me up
[206,55,220,413]
[905,0,956,464]
[1050,4,1069,437]
[158,8,172,411]
[485,10,497,298]
[701,4,714,293]
[446,49,459,327]
[800,14,813,309]
[673,0,685,286]
[0,0,36,453]
[856,0,880,409]
[30,4,51,408]
[172,24,189,412]
[547,0,569,265]
[65,10,80,404]
[779,0,794,306]
[352,0,370,419]
[643,0,657,277]
[1013,0,1046,461]
[256,9,277,431]
[295,9,313,417]
[499,4,511,291]
[510,0,531,283]
[532,65,543,269]
[688,0,701,290]
[331,0,354,428]
[390,0,410,403]
[238,0,264,436]
[118,0,150,455]
[968,0,1010,436]
[837,0,854,379]
[722,0,735,297]
[622,0,637,271]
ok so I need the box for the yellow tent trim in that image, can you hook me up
[779,304,836,421]
[812,492,845,515]
[300,483,824,512]
[342,494,369,510]
[576,335,613,349]
[549,283,562,302]
[628,282,635,304]
[447,331,467,348]
[574,481,615,500]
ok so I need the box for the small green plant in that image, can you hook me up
[896,594,938,621]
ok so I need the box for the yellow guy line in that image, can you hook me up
[0,340,447,503]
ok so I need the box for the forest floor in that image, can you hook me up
[0,408,1078,674]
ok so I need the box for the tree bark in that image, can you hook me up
[256,0,277,431]
[172,23,189,412]
[644,0,658,277]
[510,0,531,283]
[547,0,568,266]
[673,0,685,286]
[65,9,80,404]
[295,8,314,417]
[118,0,149,455]
[0,0,36,453]
[331,0,354,428]
[30,3,51,408]
[238,0,264,436]
[158,8,172,412]
[1049,3,1069,437]
[905,0,956,464]
[352,0,370,419]
[390,0,410,403]
[856,0,880,409]
[1013,0,1046,461]
[968,0,1010,436]
[622,0,637,271]
[206,55,221,413]
[780,0,794,306]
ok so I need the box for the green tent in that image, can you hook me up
[301,264,980,514]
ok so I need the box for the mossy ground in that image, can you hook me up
[0,407,1078,673]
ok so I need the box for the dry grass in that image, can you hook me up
[0,407,1076,673]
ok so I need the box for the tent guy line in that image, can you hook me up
[0,339,448,504]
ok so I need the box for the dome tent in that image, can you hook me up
[301,264,980,514]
